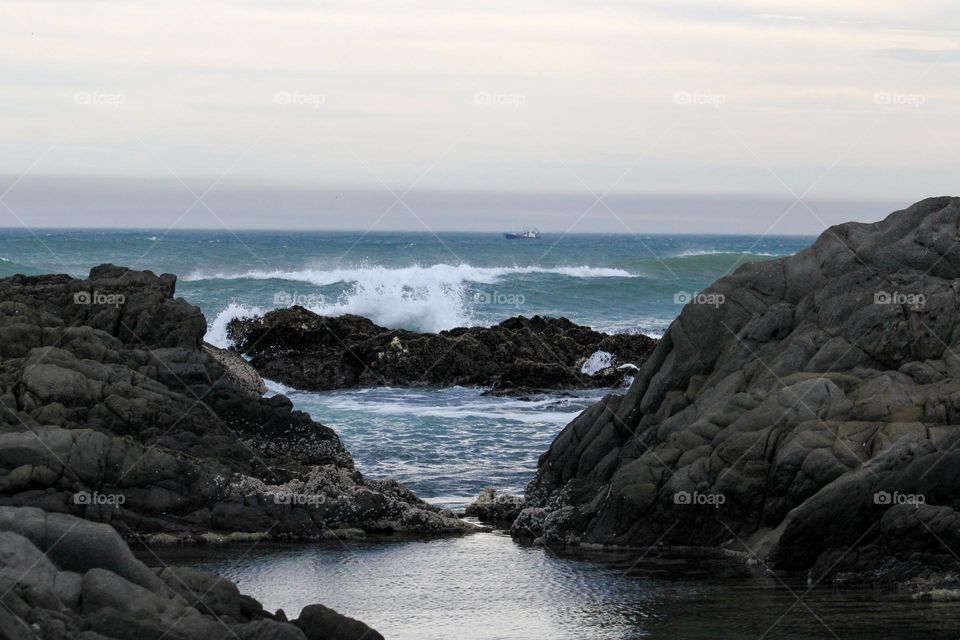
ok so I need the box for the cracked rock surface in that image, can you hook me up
[514,197,960,587]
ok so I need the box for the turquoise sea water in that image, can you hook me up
[0,229,813,337]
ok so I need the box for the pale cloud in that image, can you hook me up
[0,0,957,232]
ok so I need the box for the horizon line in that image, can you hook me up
[0,226,821,238]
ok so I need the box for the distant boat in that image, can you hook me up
[504,229,541,240]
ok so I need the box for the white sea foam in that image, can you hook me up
[193,263,636,334]
[307,280,473,333]
[672,249,779,258]
[264,378,296,396]
[581,350,615,375]
[320,395,584,426]
[205,302,263,348]
[592,318,668,340]
[183,263,636,286]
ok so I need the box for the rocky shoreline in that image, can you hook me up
[508,196,960,594]
[0,265,472,542]
[225,307,656,395]
[3,196,960,637]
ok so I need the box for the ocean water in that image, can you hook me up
[17,229,956,638]
[0,229,812,509]
[0,229,812,339]
[267,381,607,509]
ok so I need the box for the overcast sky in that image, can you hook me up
[1,0,957,233]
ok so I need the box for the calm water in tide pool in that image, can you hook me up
[139,536,960,639]
[8,229,960,637]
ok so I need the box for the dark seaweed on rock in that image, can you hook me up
[0,265,472,541]
[514,197,960,589]
[226,309,657,393]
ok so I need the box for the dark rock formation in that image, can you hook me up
[294,603,383,640]
[514,197,960,589]
[0,265,472,540]
[464,487,524,524]
[226,309,656,393]
[0,506,384,640]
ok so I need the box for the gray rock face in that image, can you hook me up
[0,265,472,539]
[0,506,380,640]
[515,197,960,585]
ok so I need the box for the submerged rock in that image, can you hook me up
[514,197,960,587]
[226,310,657,393]
[0,265,472,540]
[0,506,383,640]
[464,487,524,524]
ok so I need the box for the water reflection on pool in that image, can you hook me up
[139,532,960,640]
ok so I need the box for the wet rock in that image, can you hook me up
[226,310,656,392]
[464,487,524,523]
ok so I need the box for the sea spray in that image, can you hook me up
[206,302,264,347]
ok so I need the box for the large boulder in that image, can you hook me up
[515,197,960,587]
[226,309,656,392]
